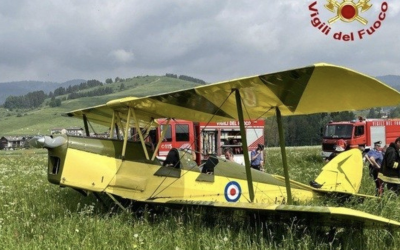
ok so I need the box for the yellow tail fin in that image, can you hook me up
[314,149,363,194]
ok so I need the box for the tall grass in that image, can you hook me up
[1,147,400,249]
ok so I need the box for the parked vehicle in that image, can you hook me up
[321,118,400,158]
[154,119,264,165]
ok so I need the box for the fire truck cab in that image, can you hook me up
[322,118,400,158]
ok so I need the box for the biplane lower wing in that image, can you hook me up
[160,200,400,229]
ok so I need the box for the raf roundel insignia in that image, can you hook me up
[224,181,241,202]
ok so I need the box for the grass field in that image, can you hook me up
[1,147,400,249]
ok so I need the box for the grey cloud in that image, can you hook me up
[0,0,398,84]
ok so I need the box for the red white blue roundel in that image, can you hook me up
[224,181,241,202]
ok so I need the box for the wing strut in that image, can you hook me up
[83,114,90,136]
[121,108,132,158]
[151,118,171,161]
[109,111,115,139]
[276,107,293,205]
[106,193,127,212]
[234,89,255,202]
[130,107,150,160]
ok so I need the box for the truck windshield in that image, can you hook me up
[324,124,353,139]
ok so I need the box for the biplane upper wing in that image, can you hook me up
[65,63,400,125]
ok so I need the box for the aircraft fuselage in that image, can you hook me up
[44,135,319,205]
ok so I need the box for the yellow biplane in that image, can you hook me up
[31,63,400,229]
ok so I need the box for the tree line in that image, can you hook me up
[391,106,400,118]
[264,112,349,147]
[67,87,113,99]
[3,91,47,109]
[3,74,208,110]
[3,79,108,109]
[50,80,103,98]
[166,73,206,84]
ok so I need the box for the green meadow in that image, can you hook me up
[1,147,400,249]
[0,76,201,136]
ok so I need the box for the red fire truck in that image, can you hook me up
[155,119,265,165]
[321,118,400,158]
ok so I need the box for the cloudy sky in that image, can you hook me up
[0,0,399,84]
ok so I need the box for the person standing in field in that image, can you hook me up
[251,144,264,171]
[378,137,400,195]
[365,141,384,196]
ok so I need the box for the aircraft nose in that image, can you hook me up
[29,136,67,148]
[29,136,45,148]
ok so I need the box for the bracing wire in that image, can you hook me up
[87,119,97,136]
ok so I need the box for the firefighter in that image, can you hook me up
[325,139,346,163]
[378,137,400,195]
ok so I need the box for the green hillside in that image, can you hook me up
[0,76,202,136]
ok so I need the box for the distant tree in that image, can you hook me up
[368,108,375,118]
[390,105,400,118]
[264,117,279,147]
[87,79,103,88]
[79,82,87,90]
[285,114,324,146]
[330,111,356,121]
[119,83,125,91]
[4,91,46,109]
[178,75,206,84]
[54,87,66,96]
[67,87,113,100]
[115,77,121,83]
[49,96,61,107]
[367,108,382,118]
[105,78,113,84]
[68,92,78,99]
[166,73,178,78]
[4,96,20,109]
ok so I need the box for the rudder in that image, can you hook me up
[313,149,363,194]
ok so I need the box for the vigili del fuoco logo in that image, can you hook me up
[309,0,388,41]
